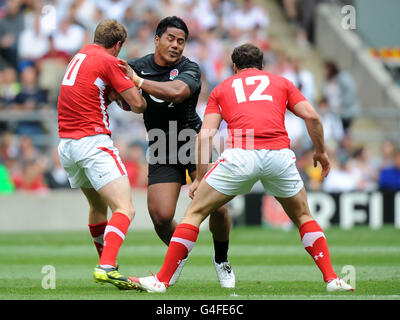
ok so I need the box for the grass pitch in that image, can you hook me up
[0,226,399,300]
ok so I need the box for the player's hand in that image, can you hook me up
[189,178,201,199]
[118,59,136,81]
[313,151,331,179]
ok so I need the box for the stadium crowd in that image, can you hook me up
[0,0,399,194]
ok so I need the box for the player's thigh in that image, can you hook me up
[182,179,235,227]
[58,139,92,189]
[97,176,134,218]
[274,186,313,227]
[81,187,108,223]
[260,149,304,198]
[83,136,128,192]
[205,150,259,196]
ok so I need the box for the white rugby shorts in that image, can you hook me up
[205,148,303,198]
[58,134,127,191]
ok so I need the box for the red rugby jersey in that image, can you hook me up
[205,68,306,150]
[57,44,135,139]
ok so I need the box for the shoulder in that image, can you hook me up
[128,54,154,68]
[178,56,200,72]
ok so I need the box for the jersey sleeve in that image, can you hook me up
[104,58,135,93]
[286,78,307,111]
[204,88,222,115]
[174,60,202,94]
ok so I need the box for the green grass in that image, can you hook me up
[0,226,399,300]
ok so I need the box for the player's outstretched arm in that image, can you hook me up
[120,87,147,114]
[291,100,331,179]
[137,78,191,104]
[119,59,191,103]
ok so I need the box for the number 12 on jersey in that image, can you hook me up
[232,75,273,103]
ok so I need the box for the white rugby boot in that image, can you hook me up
[129,275,167,293]
[326,278,355,292]
[213,256,235,288]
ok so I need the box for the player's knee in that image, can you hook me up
[149,208,174,228]
[116,204,135,221]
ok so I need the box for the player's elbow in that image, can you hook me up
[121,88,147,113]
[130,99,147,114]
[168,84,190,104]
[304,111,320,123]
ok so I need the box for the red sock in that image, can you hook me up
[299,220,337,282]
[156,223,199,285]
[89,221,107,257]
[99,212,131,267]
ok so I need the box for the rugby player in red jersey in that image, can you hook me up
[57,19,146,290]
[129,43,354,293]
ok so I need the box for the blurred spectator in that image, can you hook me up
[14,66,48,111]
[192,0,219,32]
[322,152,359,193]
[280,0,329,47]
[296,148,322,191]
[17,12,50,68]
[125,142,148,188]
[0,0,24,69]
[317,97,345,147]
[336,133,354,164]
[122,6,143,40]
[116,139,147,188]
[267,50,293,75]
[44,147,70,189]
[227,0,269,34]
[97,0,131,21]
[282,56,316,105]
[73,0,100,32]
[126,22,155,58]
[11,135,48,193]
[322,61,360,132]
[159,0,186,22]
[371,140,396,171]
[352,146,377,191]
[285,110,310,156]
[52,18,86,57]
[18,135,39,163]
[0,131,18,167]
[12,158,49,193]
[378,149,400,191]
[36,36,70,104]
[0,67,21,107]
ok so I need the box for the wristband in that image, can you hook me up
[137,77,144,89]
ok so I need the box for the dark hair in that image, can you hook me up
[155,16,189,40]
[94,19,127,48]
[231,43,264,70]
[324,61,339,79]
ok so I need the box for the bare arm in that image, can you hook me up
[291,100,331,178]
[118,59,191,103]
[119,87,147,114]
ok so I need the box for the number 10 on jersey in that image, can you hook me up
[232,75,273,103]
[62,53,87,86]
